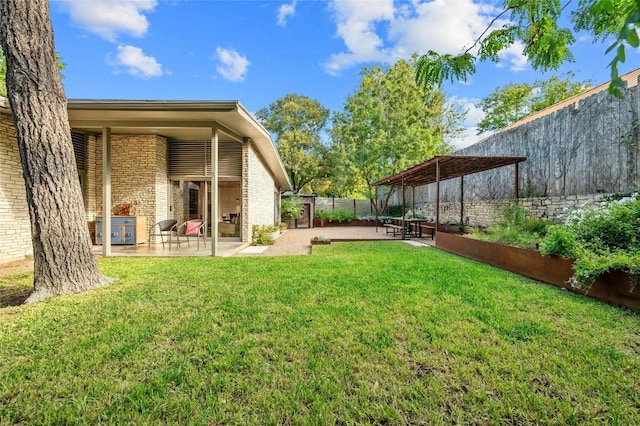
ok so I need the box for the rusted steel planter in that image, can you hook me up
[313,219,379,227]
[435,232,640,311]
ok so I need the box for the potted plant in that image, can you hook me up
[281,196,303,229]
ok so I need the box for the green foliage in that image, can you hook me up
[280,196,304,220]
[415,0,637,97]
[539,225,577,258]
[540,193,640,288]
[476,73,592,134]
[256,94,330,193]
[316,208,357,222]
[473,202,550,250]
[0,49,6,97]
[330,57,461,216]
[251,224,277,245]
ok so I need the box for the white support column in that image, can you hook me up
[102,127,112,257]
[211,126,219,256]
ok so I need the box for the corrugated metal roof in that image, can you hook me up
[373,155,526,187]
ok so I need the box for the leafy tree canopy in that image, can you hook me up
[256,94,330,194]
[476,72,592,134]
[415,0,638,98]
[331,57,463,214]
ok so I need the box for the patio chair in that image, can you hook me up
[148,219,178,249]
[170,219,206,250]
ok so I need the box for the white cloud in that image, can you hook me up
[498,42,528,71]
[447,96,489,149]
[215,47,250,82]
[56,0,157,42]
[114,45,163,78]
[324,0,525,75]
[277,1,297,26]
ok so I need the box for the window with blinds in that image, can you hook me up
[71,131,86,171]
[169,140,241,179]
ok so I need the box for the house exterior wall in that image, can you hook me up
[245,142,278,239]
[88,134,169,237]
[0,112,32,263]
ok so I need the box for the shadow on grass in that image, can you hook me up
[0,286,31,307]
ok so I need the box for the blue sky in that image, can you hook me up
[49,0,640,148]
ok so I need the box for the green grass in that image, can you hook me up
[1,242,639,424]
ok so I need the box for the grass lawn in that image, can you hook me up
[1,242,639,424]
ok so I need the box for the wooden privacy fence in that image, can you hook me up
[315,197,373,217]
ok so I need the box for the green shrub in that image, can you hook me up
[281,197,303,220]
[472,202,550,250]
[315,210,330,219]
[314,208,357,222]
[540,192,640,289]
[539,225,576,258]
[251,225,276,246]
[328,208,357,222]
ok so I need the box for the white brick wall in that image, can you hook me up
[246,143,277,236]
[0,112,33,263]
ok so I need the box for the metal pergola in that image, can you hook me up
[373,155,527,233]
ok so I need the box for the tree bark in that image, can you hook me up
[0,0,111,303]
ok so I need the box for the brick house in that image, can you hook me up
[0,98,291,262]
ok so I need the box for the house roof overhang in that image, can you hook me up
[66,99,292,190]
[373,155,527,187]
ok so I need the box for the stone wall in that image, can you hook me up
[89,134,169,232]
[0,112,32,263]
[409,193,612,227]
[246,142,277,237]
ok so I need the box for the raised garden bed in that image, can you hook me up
[436,232,640,311]
[313,219,381,227]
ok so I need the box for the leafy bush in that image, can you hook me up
[315,208,357,222]
[471,202,550,250]
[281,197,303,220]
[539,225,576,258]
[252,225,277,246]
[540,192,640,289]
[329,208,357,222]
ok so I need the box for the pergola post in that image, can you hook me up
[515,161,520,199]
[435,159,441,232]
[210,126,219,257]
[401,175,406,239]
[460,176,464,227]
[102,126,111,257]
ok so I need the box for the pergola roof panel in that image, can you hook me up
[373,155,527,187]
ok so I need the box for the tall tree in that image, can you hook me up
[1,47,64,97]
[0,0,110,303]
[477,73,592,134]
[0,48,6,97]
[415,0,639,98]
[331,58,462,215]
[256,94,330,194]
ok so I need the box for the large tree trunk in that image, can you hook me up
[0,0,111,303]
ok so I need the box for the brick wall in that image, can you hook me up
[88,134,169,242]
[0,112,32,263]
[245,142,277,238]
